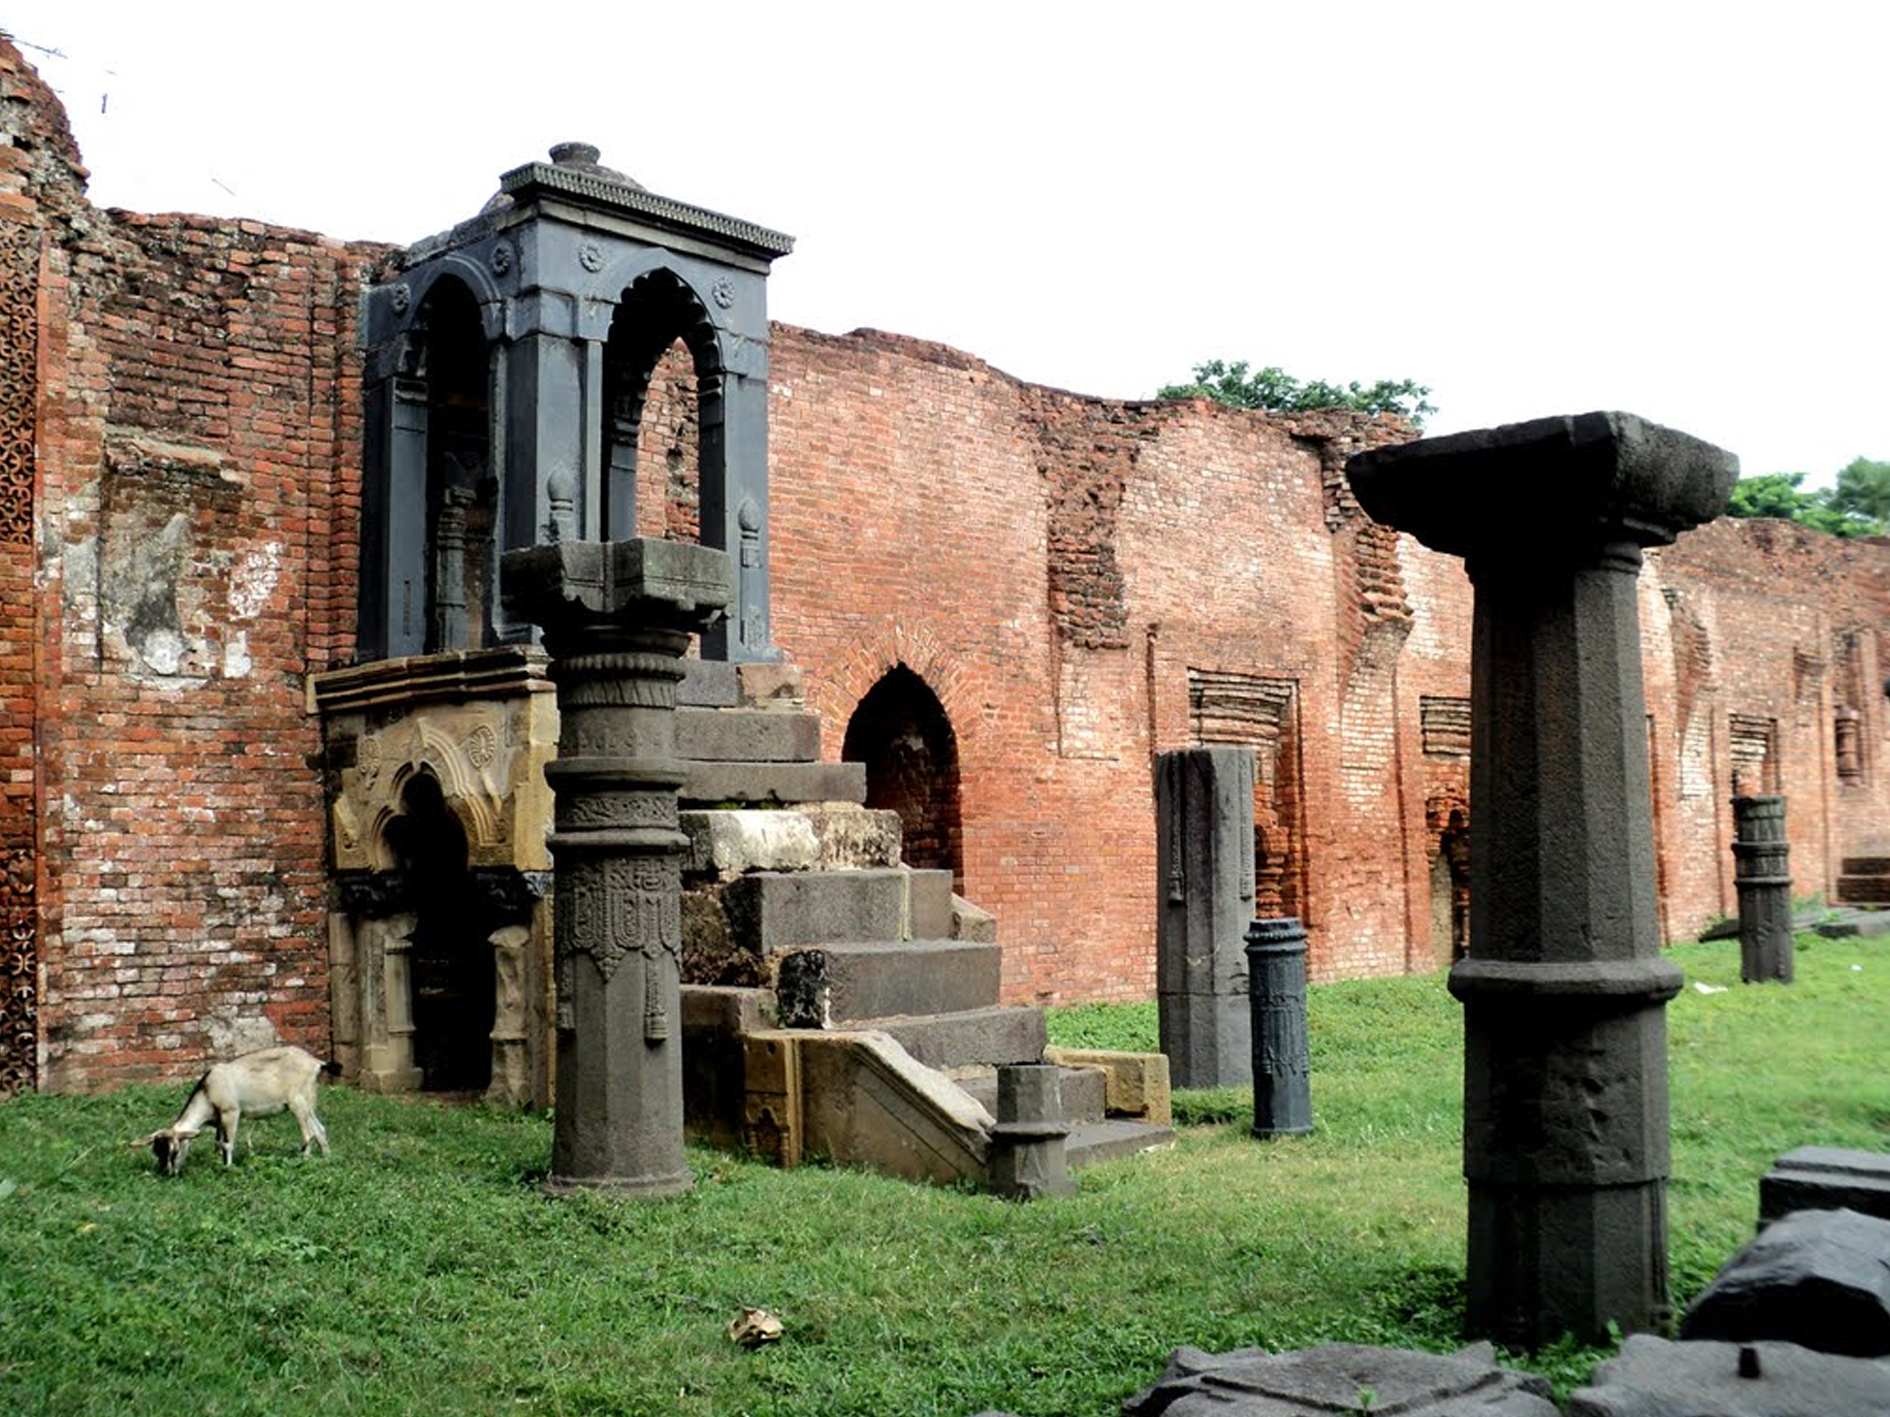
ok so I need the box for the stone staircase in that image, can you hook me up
[673,659,1172,1188]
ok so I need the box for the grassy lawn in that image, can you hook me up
[2,935,1885,1416]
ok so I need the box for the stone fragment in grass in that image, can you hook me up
[1120,1340,1557,1415]
[1566,1334,1890,1416]
[1680,1206,1890,1356]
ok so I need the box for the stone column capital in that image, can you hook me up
[502,538,733,638]
[1346,411,1739,567]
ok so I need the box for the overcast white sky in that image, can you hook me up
[6,2,1885,483]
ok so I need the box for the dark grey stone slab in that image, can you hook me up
[676,706,821,764]
[1762,1147,1890,1223]
[1156,747,1257,1090]
[681,760,867,806]
[1811,908,1890,940]
[722,869,909,953]
[1681,1207,1890,1356]
[874,1006,1047,1070]
[774,940,1002,1026]
[963,1064,1107,1127]
[1567,1335,1890,1416]
[1121,1341,1557,1416]
[1067,1118,1175,1169]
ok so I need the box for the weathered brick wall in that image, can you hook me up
[13,34,1890,1085]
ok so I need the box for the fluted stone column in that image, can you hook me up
[1349,412,1737,1348]
[502,538,733,1197]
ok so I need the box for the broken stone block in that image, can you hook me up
[1680,1207,1890,1356]
[1761,1147,1890,1225]
[1566,1334,1890,1416]
[1120,1341,1557,1416]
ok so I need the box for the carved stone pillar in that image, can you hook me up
[358,912,423,1092]
[1155,747,1257,1089]
[1731,795,1793,984]
[1349,412,1737,1348]
[503,538,733,1197]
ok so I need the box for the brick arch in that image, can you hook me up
[841,664,965,889]
[821,621,977,756]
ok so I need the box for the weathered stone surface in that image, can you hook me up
[1811,908,1890,940]
[677,659,739,708]
[801,804,904,870]
[681,985,777,1148]
[1156,747,1257,1089]
[1066,1118,1176,1168]
[792,1030,993,1186]
[1121,1341,1558,1416]
[1567,1335,1890,1416]
[1043,1046,1173,1125]
[774,939,1003,1026]
[723,868,910,952]
[676,706,821,763]
[1348,412,1734,1347]
[987,1063,1076,1200]
[680,809,821,879]
[1762,1147,1890,1224]
[680,760,867,807]
[874,1005,1048,1070]
[1681,1207,1890,1356]
[951,893,999,943]
[965,1063,1106,1126]
[737,660,804,706]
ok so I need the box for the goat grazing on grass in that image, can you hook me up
[130,1045,338,1176]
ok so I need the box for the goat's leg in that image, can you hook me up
[289,1095,330,1158]
[219,1110,239,1166]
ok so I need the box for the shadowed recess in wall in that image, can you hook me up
[843,666,963,890]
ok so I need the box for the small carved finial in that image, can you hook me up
[549,141,602,167]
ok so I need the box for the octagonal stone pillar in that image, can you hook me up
[1349,412,1737,1347]
[502,538,733,1197]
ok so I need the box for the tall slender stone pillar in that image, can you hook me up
[502,538,733,1197]
[1349,412,1737,1348]
[1156,747,1257,1088]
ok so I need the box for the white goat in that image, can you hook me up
[131,1045,337,1176]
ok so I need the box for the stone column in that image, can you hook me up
[1245,916,1313,1137]
[1155,747,1257,1089]
[1732,795,1793,984]
[1349,412,1737,1348]
[987,1063,1076,1200]
[502,538,733,1197]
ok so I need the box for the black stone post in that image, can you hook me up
[987,1063,1076,1200]
[1245,917,1313,1137]
[502,538,733,1197]
[1732,795,1793,984]
[1349,412,1737,1348]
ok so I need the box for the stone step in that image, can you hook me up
[776,940,1002,1027]
[871,1006,1048,1071]
[1066,1118,1176,1169]
[959,1064,1107,1127]
[677,706,822,764]
[681,760,866,807]
[721,867,948,952]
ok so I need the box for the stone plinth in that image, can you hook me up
[503,538,733,1197]
[1156,748,1257,1088]
[1348,411,1737,1347]
[1761,1146,1890,1224]
[1732,795,1793,983]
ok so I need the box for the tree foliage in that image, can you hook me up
[1728,460,1890,537]
[1158,359,1435,427]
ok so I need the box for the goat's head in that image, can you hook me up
[129,1127,202,1177]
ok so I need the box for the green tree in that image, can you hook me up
[1727,465,1885,537]
[1158,359,1435,427]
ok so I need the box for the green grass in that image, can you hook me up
[2,937,1885,1416]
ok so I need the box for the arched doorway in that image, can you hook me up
[842,666,963,887]
[384,772,493,1092]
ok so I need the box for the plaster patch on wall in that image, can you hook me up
[227,542,282,620]
[223,630,252,679]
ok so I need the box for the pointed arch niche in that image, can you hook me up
[842,666,964,888]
